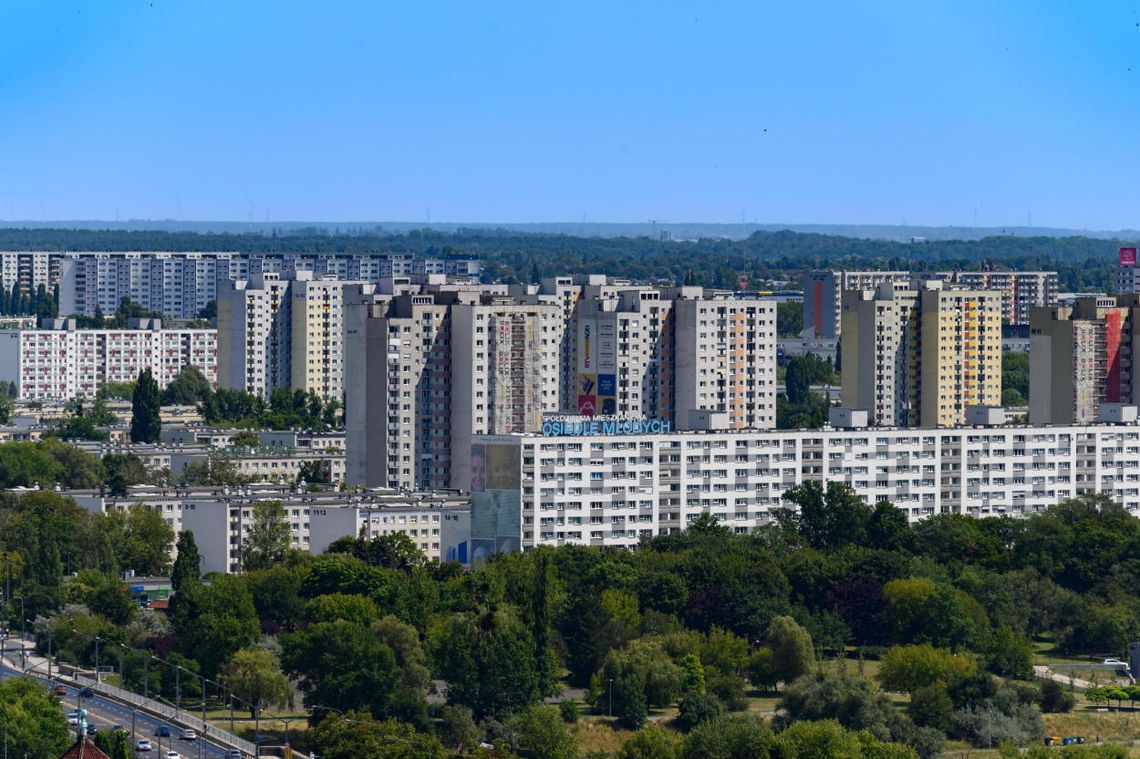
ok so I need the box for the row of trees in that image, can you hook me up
[3,473,1139,756]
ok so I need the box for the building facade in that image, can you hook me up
[0,318,217,399]
[468,416,1140,552]
[841,281,1002,427]
[217,272,362,402]
[1029,296,1140,425]
[72,485,469,573]
[805,269,1057,338]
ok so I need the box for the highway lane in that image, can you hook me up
[0,656,244,758]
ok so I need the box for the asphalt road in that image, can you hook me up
[0,655,245,758]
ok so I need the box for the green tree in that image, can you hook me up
[0,677,71,759]
[173,575,261,677]
[229,430,261,447]
[93,728,133,759]
[129,368,161,443]
[161,365,212,405]
[777,301,804,338]
[219,648,290,718]
[307,712,445,759]
[170,530,202,593]
[877,644,975,693]
[767,615,815,688]
[429,607,543,720]
[103,452,150,495]
[281,619,405,719]
[619,724,680,759]
[775,719,863,759]
[748,647,777,692]
[238,500,292,570]
[507,704,579,759]
[122,503,175,575]
[676,690,724,732]
[436,705,480,753]
[681,715,774,759]
[908,684,954,732]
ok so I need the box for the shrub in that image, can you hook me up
[676,690,724,732]
[1039,680,1075,713]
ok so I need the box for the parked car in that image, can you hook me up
[136,739,153,752]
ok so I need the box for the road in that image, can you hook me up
[0,651,244,758]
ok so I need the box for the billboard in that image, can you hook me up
[1122,247,1137,267]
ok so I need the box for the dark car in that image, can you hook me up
[86,724,98,735]
[155,725,172,737]
[52,685,67,696]
[79,687,94,698]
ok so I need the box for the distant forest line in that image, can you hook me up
[0,227,1128,292]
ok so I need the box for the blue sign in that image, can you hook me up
[541,419,673,437]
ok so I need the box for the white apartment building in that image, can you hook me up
[0,252,56,296]
[0,318,217,399]
[71,485,470,573]
[449,298,563,492]
[804,269,1057,338]
[469,413,1140,552]
[673,293,776,430]
[217,272,292,398]
[59,252,246,319]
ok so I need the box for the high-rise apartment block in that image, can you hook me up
[805,269,1056,337]
[42,251,476,320]
[841,280,1002,427]
[1029,295,1140,425]
[0,318,216,399]
[347,276,777,491]
[60,252,245,319]
[217,272,362,402]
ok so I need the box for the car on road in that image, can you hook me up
[86,723,98,735]
[1103,658,1127,667]
[52,685,67,696]
[79,686,94,698]
[67,711,80,726]
[155,725,172,737]
[180,728,197,741]
[136,739,153,752]
[164,752,181,759]
[225,750,242,758]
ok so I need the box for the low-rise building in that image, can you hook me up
[70,484,470,573]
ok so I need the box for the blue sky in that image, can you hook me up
[1,1,1139,228]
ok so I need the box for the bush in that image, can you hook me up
[1039,680,1075,713]
[676,690,724,732]
[559,699,579,723]
[707,671,748,711]
[619,725,679,759]
[681,715,774,759]
[613,673,648,730]
[908,684,953,732]
[951,701,1044,748]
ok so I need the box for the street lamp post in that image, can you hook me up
[12,597,24,669]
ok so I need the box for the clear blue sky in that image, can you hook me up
[2,1,1139,228]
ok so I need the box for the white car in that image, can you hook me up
[180,727,197,740]
[136,739,153,752]
[67,711,80,726]
[164,752,181,759]
[1104,658,1128,667]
